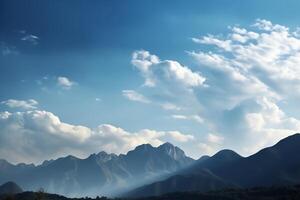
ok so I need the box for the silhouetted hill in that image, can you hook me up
[220,133,300,187]
[0,143,194,197]
[0,182,22,195]
[126,133,300,197]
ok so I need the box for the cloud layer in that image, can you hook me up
[190,19,300,153]
[126,19,300,155]
[0,110,195,164]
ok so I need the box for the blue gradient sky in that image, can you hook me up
[1,0,300,163]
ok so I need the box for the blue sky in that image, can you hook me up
[1,0,300,164]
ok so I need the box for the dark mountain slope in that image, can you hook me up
[125,169,235,197]
[219,133,300,187]
[0,182,22,195]
[126,133,300,197]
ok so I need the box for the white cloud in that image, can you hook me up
[132,50,206,88]
[0,110,195,164]
[189,19,300,155]
[57,76,76,90]
[129,50,205,125]
[245,113,265,131]
[122,90,150,103]
[192,19,300,97]
[21,34,39,45]
[196,133,224,156]
[127,19,300,157]
[198,143,215,155]
[206,133,224,145]
[0,42,18,56]
[243,97,300,153]
[1,99,38,110]
[172,114,203,123]
[167,131,194,142]
[160,102,181,111]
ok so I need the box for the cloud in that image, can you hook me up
[0,42,18,56]
[196,133,224,155]
[57,76,76,90]
[0,110,195,164]
[171,114,203,123]
[160,102,181,111]
[189,19,300,154]
[197,143,215,155]
[129,50,205,120]
[1,99,38,110]
[167,131,194,142]
[127,19,300,156]
[191,19,300,98]
[206,133,224,145]
[132,50,206,88]
[122,90,150,103]
[21,34,39,45]
[242,97,300,153]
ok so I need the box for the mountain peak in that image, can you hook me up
[0,159,11,165]
[133,143,154,152]
[198,155,210,162]
[97,151,108,156]
[212,149,242,160]
[0,181,23,194]
[0,159,14,169]
[157,142,191,162]
[158,142,176,151]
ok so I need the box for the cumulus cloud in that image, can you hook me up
[122,90,150,103]
[57,76,76,90]
[189,19,300,154]
[0,110,196,164]
[125,52,205,113]
[1,99,38,110]
[132,50,206,88]
[191,19,300,98]
[127,19,300,156]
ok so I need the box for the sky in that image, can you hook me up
[1,0,300,164]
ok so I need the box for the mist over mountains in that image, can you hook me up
[126,133,300,197]
[1,134,300,198]
[0,142,193,197]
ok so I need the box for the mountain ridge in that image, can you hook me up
[0,142,194,197]
[125,133,300,197]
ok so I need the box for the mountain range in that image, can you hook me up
[1,134,300,198]
[126,133,300,197]
[0,142,193,197]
